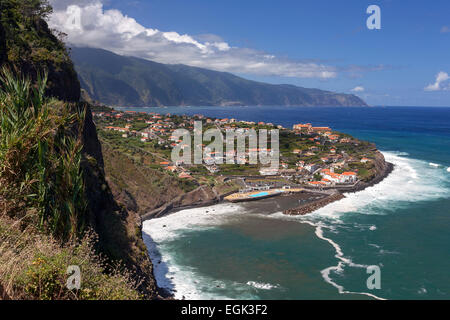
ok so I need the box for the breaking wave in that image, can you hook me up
[143,203,256,299]
[247,281,280,290]
[429,162,440,168]
[142,151,449,300]
[305,151,449,221]
[292,151,450,299]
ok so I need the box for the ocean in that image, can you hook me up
[134,106,450,300]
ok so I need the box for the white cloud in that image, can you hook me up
[48,0,337,79]
[351,86,365,92]
[441,26,450,33]
[424,71,450,91]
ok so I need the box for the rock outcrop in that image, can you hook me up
[73,103,157,298]
[142,186,220,219]
[284,192,345,216]
[283,150,393,216]
[350,150,394,192]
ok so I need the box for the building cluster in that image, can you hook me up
[283,123,373,187]
[95,111,373,186]
[158,161,193,179]
[96,110,177,144]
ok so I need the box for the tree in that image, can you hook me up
[21,0,53,20]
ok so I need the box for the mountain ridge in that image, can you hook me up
[70,47,368,108]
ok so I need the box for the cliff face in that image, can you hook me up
[142,186,220,220]
[75,104,157,297]
[0,0,158,298]
[373,150,390,175]
[0,3,80,101]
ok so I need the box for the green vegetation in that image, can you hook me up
[218,164,260,176]
[0,0,158,300]
[0,0,80,101]
[0,218,141,300]
[0,69,142,299]
[348,162,376,182]
[0,69,85,240]
[99,136,198,214]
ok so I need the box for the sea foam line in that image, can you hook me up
[143,151,448,300]
[294,151,450,300]
[246,281,280,290]
[302,151,450,220]
[301,220,386,300]
[143,203,255,299]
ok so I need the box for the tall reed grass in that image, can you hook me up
[0,68,142,300]
[0,68,86,240]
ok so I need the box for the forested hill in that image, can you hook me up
[0,0,80,101]
[71,47,368,108]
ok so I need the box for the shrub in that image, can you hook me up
[0,217,142,300]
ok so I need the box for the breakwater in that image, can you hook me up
[283,192,345,216]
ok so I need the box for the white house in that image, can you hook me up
[259,168,279,176]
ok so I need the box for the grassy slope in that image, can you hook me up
[101,139,189,214]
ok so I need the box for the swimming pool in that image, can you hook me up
[249,192,270,197]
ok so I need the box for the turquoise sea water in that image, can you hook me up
[139,106,450,300]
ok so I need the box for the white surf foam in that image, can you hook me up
[264,151,449,300]
[418,287,427,295]
[143,203,255,299]
[301,220,386,300]
[305,151,449,220]
[143,203,245,242]
[142,151,449,300]
[247,281,280,290]
[447,167,450,173]
[429,162,440,167]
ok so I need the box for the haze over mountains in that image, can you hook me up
[71,47,367,108]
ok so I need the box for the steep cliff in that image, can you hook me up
[0,0,158,299]
[76,103,157,297]
[0,0,80,101]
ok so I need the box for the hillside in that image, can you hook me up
[71,47,367,108]
[0,0,80,101]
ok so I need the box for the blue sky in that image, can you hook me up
[50,0,450,106]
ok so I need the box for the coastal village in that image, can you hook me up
[93,106,379,208]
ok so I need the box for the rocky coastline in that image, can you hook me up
[142,151,394,219]
[284,192,346,216]
[283,151,394,216]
